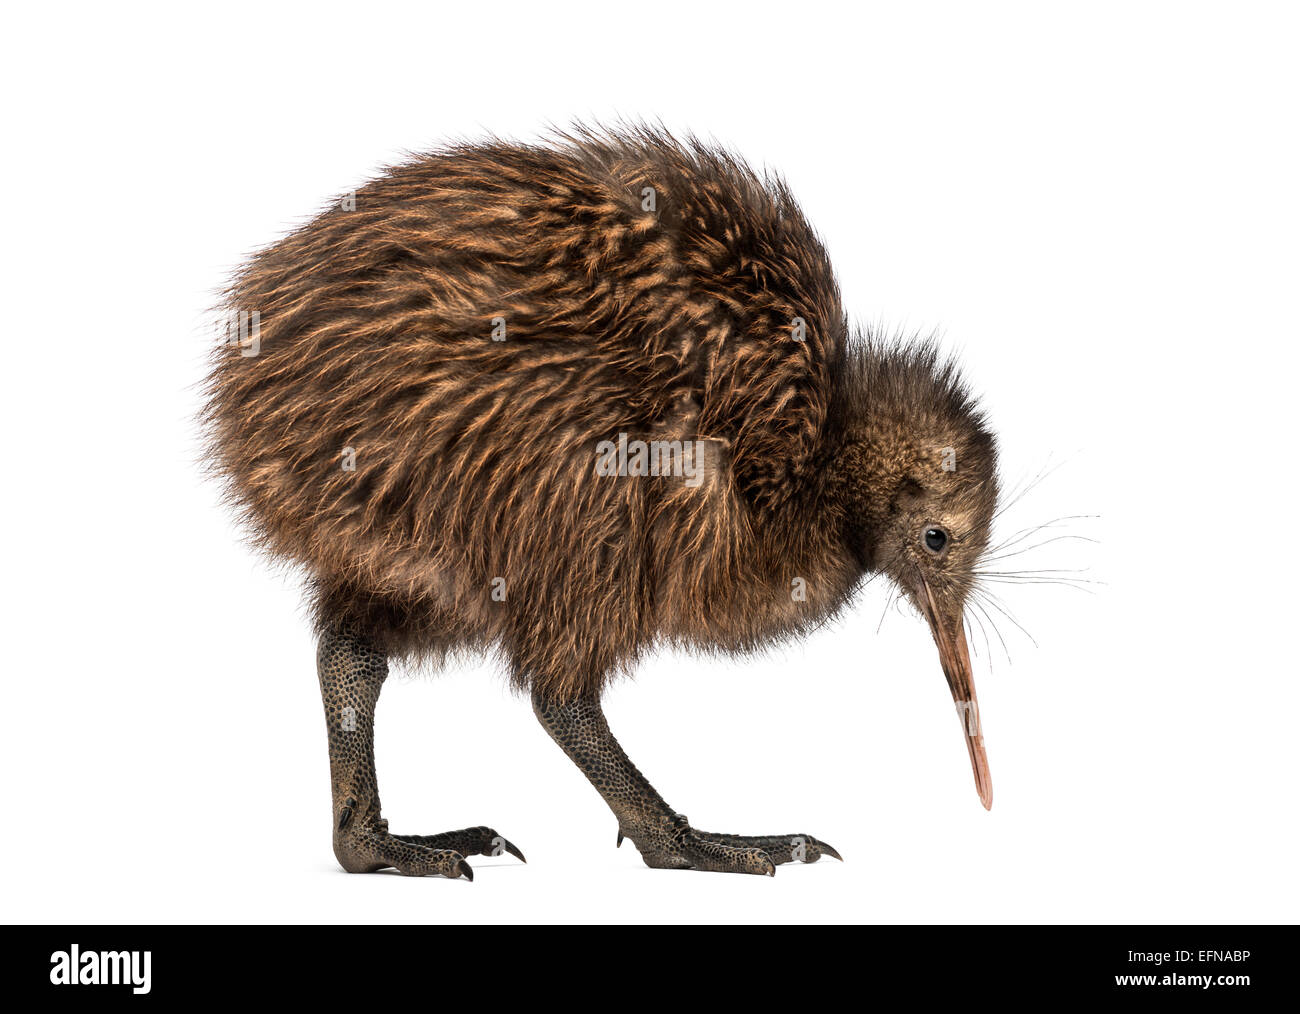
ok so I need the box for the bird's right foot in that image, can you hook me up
[619,812,841,876]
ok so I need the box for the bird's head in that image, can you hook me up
[833,342,1000,808]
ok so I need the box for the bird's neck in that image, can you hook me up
[815,426,925,572]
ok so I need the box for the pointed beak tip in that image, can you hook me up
[919,581,994,814]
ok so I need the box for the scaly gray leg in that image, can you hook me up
[533,692,840,876]
[318,626,525,879]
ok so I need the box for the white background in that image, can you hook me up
[3,1,1297,925]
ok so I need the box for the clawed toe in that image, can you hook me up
[710,831,842,866]
[393,825,527,864]
[392,848,470,880]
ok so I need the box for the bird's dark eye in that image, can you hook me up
[923,527,948,554]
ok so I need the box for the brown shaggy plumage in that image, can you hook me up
[202,126,998,703]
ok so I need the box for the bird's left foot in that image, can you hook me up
[620,812,841,876]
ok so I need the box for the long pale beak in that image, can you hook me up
[920,580,993,810]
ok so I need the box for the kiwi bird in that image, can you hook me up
[203,127,999,879]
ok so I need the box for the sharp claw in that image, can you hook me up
[819,841,843,862]
[616,830,624,848]
[456,859,474,882]
[502,839,527,864]
[762,857,777,877]
[337,799,355,831]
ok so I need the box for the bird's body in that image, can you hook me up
[208,130,862,698]
[205,128,1001,878]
